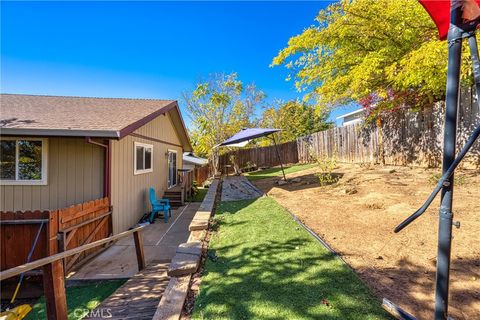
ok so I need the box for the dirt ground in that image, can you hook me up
[253,163,480,320]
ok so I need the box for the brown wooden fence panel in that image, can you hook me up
[218,140,298,173]
[1,197,111,273]
[0,210,53,271]
[217,100,479,170]
[57,197,111,273]
[194,166,210,185]
[296,101,479,168]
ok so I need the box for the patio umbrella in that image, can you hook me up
[219,128,287,181]
[419,0,480,40]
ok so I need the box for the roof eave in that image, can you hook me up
[116,101,193,152]
[0,128,120,138]
[336,108,365,120]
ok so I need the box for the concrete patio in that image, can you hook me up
[67,203,200,280]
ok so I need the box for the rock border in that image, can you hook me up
[153,179,220,320]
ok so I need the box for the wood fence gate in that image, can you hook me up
[1,197,112,274]
[56,197,111,273]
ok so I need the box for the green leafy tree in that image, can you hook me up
[184,73,265,157]
[271,0,474,115]
[260,99,333,144]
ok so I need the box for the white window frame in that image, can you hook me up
[0,137,48,186]
[134,142,153,175]
[167,149,178,189]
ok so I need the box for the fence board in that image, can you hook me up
[57,197,110,272]
[219,101,479,170]
[1,197,111,273]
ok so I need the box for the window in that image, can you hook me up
[0,138,48,185]
[134,142,153,175]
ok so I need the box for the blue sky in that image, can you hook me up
[1,1,355,126]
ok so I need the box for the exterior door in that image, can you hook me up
[167,150,177,188]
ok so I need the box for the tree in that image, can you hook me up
[271,0,474,116]
[183,73,265,157]
[259,99,333,144]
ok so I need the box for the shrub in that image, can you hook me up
[314,155,339,186]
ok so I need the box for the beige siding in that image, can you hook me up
[110,112,183,234]
[0,137,104,211]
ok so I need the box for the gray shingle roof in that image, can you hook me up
[0,94,178,138]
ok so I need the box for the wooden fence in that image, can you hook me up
[1,197,111,273]
[56,197,111,273]
[218,141,298,174]
[218,99,480,169]
[298,101,479,168]
[0,225,146,320]
[194,165,210,185]
[1,210,57,271]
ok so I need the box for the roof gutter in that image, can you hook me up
[0,128,120,138]
[85,137,111,204]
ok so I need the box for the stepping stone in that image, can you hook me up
[167,253,200,276]
[188,230,206,242]
[176,241,202,256]
[189,219,209,231]
[192,211,211,221]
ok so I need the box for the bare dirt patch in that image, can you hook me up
[253,163,480,320]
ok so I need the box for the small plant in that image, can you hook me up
[314,155,339,186]
[428,173,442,185]
[192,180,200,196]
[242,161,257,173]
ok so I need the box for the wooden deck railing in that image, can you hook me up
[178,169,194,200]
[0,225,146,320]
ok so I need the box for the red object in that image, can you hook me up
[419,0,480,40]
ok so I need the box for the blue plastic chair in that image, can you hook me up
[149,187,171,223]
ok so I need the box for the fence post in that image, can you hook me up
[42,260,67,320]
[133,230,145,271]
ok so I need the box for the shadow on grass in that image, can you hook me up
[25,280,125,320]
[208,200,480,319]
[193,199,392,320]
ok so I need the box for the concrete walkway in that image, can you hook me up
[68,203,200,280]
[221,176,264,202]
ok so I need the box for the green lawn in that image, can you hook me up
[26,280,125,320]
[190,187,208,202]
[192,197,391,320]
[245,163,317,181]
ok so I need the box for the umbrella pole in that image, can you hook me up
[434,4,462,319]
[272,134,287,181]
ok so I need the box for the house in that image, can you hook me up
[182,152,208,171]
[0,94,192,234]
[336,108,365,127]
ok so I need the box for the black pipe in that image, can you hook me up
[435,3,463,318]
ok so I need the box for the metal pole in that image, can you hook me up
[435,2,462,318]
[468,33,480,99]
[272,134,287,181]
